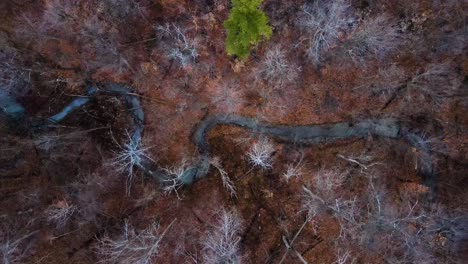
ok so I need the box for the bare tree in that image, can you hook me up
[247,137,275,169]
[40,0,82,29]
[257,45,300,89]
[329,169,464,263]
[283,161,304,182]
[334,247,356,264]
[301,186,326,219]
[353,64,407,100]
[406,62,462,106]
[46,199,77,229]
[345,15,401,65]
[156,23,199,68]
[210,81,246,114]
[0,48,31,96]
[282,152,305,183]
[210,157,237,197]
[1,231,37,264]
[162,159,195,200]
[103,0,148,20]
[202,209,243,264]
[96,219,175,264]
[69,173,107,225]
[108,132,154,195]
[31,0,132,73]
[299,0,354,64]
[312,168,347,198]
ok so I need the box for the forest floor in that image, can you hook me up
[0,0,467,263]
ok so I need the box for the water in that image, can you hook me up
[0,84,436,195]
[0,90,25,120]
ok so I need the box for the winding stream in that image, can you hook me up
[0,83,436,195]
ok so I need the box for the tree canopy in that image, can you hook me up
[224,0,272,59]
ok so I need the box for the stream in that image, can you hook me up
[0,83,436,195]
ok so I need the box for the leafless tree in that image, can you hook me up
[210,157,237,197]
[312,168,347,198]
[299,0,354,64]
[247,137,275,169]
[108,133,154,195]
[353,64,407,100]
[104,0,148,20]
[162,159,193,200]
[334,247,356,264]
[345,15,401,65]
[0,48,31,96]
[257,45,300,89]
[1,231,37,264]
[406,62,462,106]
[201,209,243,264]
[46,199,77,229]
[156,23,198,68]
[283,160,304,182]
[96,219,175,264]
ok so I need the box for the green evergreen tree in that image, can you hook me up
[223,0,272,59]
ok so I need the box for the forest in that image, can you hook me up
[0,0,467,263]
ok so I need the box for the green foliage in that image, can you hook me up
[224,0,272,59]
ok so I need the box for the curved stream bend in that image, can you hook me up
[0,83,435,194]
[190,115,434,189]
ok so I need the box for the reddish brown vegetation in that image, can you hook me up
[0,0,466,263]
